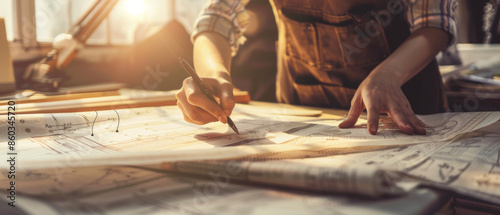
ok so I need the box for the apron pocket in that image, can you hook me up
[292,79,357,109]
[293,81,331,107]
[280,7,320,67]
[333,16,391,67]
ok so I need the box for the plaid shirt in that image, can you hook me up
[192,0,458,56]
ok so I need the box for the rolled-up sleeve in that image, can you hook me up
[191,0,251,56]
[404,0,458,46]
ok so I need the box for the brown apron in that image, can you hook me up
[269,0,447,114]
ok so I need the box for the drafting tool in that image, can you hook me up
[22,0,120,91]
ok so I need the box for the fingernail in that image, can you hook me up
[370,127,377,135]
[339,122,350,129]
[417,127,427,135]
[419,129,427,135]
[219,115,227,124]
[406,124,414,134]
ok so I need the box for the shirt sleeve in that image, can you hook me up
[404,0,458,46]
[191,0,251,56]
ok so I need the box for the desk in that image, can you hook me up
[1,95,499,214]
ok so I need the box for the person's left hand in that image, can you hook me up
[338,67,427,135]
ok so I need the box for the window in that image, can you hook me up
[176,0,206,35]
[0,0,208,46]
[35,0,171,45]
[0,0,13,40]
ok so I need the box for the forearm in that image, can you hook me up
[176,32,235,125]
[193,32,233,80]
[372,28,450,85]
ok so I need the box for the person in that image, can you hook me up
[176,0,458,135]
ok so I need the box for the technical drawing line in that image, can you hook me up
[91,111,98,136]
[497,149,500,165]
[114,109,120,132]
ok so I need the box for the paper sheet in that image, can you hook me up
[1,103,499,213]
[1,105,499,169]
[277,121,500,204]
[0,165,443,215]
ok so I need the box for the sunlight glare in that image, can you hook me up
[126,0,144,16]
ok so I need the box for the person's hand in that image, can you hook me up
[176,74,235,125]
[337,27,450,135]
[338,67,427,135]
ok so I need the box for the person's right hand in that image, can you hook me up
[178,31,235,125]
[176,74,235,125]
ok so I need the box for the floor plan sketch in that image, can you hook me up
[1,106,499,169]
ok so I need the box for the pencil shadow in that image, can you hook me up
[193,118,341,147]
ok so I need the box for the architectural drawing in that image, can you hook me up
[1,104,499,211]
[1,105,499,169]
[1,165,438,215]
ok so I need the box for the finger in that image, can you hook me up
[409,115,427,135]
[177,100,198,125]
[400,103,427,135]
[366,108,380,135]
[388,106,415,135]
[177,92,218,124]
[186,92,227,123]
[177,84,220,124]
[218,81,235,116]
[339,95,364,128]
[184,78,228,124]
[199,78,218,96]
[365,99,380,135]
[415,116,428,128]
[201,78,235,116]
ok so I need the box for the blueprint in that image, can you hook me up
[0,103,499,213]
[0,104,498,170]
[0,165,442,215]
[279,121,500,204]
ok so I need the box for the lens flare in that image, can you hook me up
[125,0,144,16]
